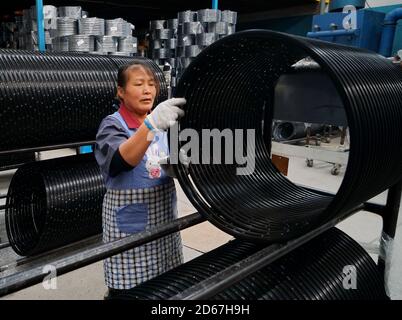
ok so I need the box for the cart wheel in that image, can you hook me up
[306,159,314,167]
[331,164,341,175]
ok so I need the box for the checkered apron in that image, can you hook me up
[103,180,184,289]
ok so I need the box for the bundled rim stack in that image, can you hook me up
[149,19,177,67]
[94,18,137,56]
[18,5,58,51]
[0,50,168,152]
[109,228,387,300]
[172,30,402,243]
[68,34,95,52]
[149,9,237,90]
[116,35,138,56]
[5,154,105,256]
[12,4,137,56]
[58,6,82,19]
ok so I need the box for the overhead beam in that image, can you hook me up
[238,3,320,23]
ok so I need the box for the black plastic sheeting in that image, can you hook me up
[0,50,167,152]
[5,154,106,256]
[172,30,402,242]
[110,227,387,300]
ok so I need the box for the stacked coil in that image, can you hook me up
[109,52,132,56]
[52,36,69,51]
[118,36,137,54]
[78,18,105,36]
[42,5,58,19]
[172,30,402,242]
[167,18,179,31]
[56,17,77,37]
[174,9,237,89]
[68,35,95,52]
[178,11,197,23]
[105,18,129,37]
[221,10,237,24]
[5,154,105,256]
[148,9,237,91]
[197,9,221,23]
[207,21,229,35]
[0,50,168,152]
[95,36,118,53]
[58,6,82,19]
[111,228,387,300]
[149,20,177,66]
[196,33,218,46]
[182,21,204,35]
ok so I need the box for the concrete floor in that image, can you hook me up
[0,147,401,300]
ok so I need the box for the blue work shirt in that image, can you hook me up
[94,104,172,190]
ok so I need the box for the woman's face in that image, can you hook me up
[118,67,157,116]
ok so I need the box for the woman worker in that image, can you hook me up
[95,61,186,297]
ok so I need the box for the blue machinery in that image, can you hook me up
[35,0,45,52]
[308,0,402,57]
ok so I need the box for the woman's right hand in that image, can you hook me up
[145,98,186,131]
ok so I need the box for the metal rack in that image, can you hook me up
[0,180,399,299]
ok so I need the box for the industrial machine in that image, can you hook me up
[308,0,402,56]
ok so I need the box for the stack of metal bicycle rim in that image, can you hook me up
[95,36,118,53]
[56,17,77,37]
[148,9,237,91]
[68,34,95,52]
[105,18,129,37]
[78,17,105,36]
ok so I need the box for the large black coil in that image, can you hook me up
[172,30,402,242]
[0,50,167,152]
[5,154,106,256]
[111,227,387,300]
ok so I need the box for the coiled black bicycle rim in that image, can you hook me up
[5,154,106,256]
[111,227,386,300]
[172,30,402,242]
[0,50,167,152]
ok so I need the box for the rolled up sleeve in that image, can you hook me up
[94,116,133,179]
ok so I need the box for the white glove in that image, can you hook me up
[145,98,186,131]
[159,149,190,178]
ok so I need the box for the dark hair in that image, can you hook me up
[116,61,160,100]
